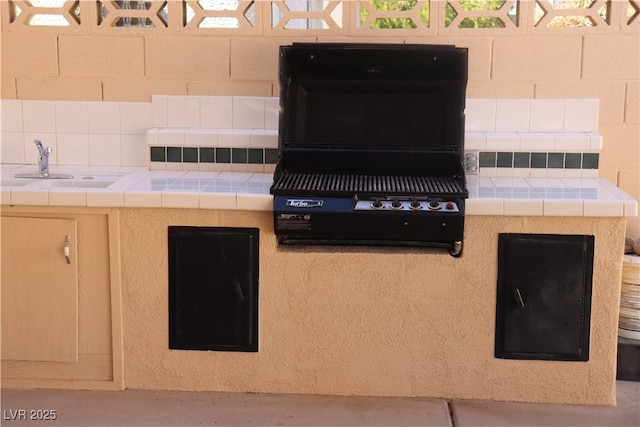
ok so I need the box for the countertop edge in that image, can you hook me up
[0,166,637,218]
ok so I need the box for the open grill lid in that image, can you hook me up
[278,43,469,154]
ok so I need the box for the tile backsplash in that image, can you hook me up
[1,96,601,177]
[465,99,599,133]
[1,98,151,167]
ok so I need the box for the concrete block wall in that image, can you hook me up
[0,0,638,237]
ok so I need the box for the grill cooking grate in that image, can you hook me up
[272,173,465,194]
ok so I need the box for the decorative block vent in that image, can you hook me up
[4,1,637,32]
[533,0,609,29]
[272,0,343,30]
[443,0,518,30]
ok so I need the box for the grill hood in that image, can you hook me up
[278,43,468,154]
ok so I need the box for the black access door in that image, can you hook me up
[495,233,595,361]
[169,226,259,352]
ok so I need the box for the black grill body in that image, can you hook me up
[270,43,469,255]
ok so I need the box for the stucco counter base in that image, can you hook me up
[120,208,626,406]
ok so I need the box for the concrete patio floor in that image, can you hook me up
[2,381,638,427]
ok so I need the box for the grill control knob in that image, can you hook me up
[372,198,383,209]
[446,201,454,210]
[428,200,441,210]
[410,199,421,209]
[391,199,402,209]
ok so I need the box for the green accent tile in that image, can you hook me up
[564,153,581,169]
[232,148,248,164]
[183,147,198,163]
[479,152,496,168]
[582,153,599,169]
[248,148,264,164]
[150,146,165,162]
[548,153,564,168]
[265,149,279,164]
[199,147,214,163]
[530,152,547,168]
[167,147,182,163]
[513,152,530,168]
[216,148,230,163]
[496,152,513,168]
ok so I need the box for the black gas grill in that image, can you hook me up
[270,43,469,256]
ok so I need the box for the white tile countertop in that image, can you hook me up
[0,164,637,217]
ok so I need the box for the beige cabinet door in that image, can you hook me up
[1,216,78,363]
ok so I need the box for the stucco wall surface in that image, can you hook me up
[120,209,626,405]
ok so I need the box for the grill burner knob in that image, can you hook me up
[372,198,383,209]
[391,199,402,209]
[410,199,421,209]
[428,200,441,210]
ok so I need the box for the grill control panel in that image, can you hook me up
[354,198,459,212]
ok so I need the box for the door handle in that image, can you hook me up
[512,287,525,309]
[64,235,71,264]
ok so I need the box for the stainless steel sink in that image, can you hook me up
[14,172,74,179]
[40,180,117,189]
[1,178,35,187]
[2,173,127,190]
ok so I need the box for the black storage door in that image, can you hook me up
[495,233,594,361]
[169,226,259,352]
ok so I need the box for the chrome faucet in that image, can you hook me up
[14,140,73,180]
[34,140,52,177]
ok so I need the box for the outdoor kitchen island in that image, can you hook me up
[1,167,636,406]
